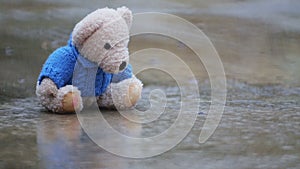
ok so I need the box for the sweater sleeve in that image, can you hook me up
[38,46,77,88]
[111,64,133,83]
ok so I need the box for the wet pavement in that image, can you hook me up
[1,83,299,169]
[1,0,300,169]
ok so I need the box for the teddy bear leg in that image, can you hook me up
[36,78,83,113]
[97,76,143,110]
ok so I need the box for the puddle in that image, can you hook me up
[0,82,299,168]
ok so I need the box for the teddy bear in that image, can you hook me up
[36,7,143,113]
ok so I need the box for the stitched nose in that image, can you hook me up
[119,61,127,71]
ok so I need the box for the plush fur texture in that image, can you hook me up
[36,78,83,113]
[36,7,142,113]
[98,75,142,109]
[72,7,132,73]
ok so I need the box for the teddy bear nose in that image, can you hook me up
[119,61,127,71]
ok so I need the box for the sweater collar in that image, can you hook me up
[68,34,80,57]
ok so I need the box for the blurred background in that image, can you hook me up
[1,0,300,98]
[0,0,299,169]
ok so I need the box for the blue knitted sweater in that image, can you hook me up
[38,36,132,97]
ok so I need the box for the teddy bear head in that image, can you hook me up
[72,7,132,73]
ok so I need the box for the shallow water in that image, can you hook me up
[1,0,300,169]
[0,83,299,169]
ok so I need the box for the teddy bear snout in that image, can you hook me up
[100,51,129,73]
[119,61,127,71]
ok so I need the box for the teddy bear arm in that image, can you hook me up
[38,46,77,89]
[36,78,58,98]
[36,78,63,112]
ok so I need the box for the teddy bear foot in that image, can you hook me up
[62,91,82,113]
[97,77,143,110]
[54,85,83,113]
[36,79,83,113]
[128,82,142,107]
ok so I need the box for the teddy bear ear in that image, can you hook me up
[72,10,104,48]
[117,6,133,29]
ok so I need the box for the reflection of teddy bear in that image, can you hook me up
[36,7,143,113]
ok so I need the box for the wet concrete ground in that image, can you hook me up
[1,83,299,169]
[1,0,300,169]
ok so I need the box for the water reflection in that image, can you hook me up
[36,106,144,168]
[0,83,299,168]
[37,115,84,169]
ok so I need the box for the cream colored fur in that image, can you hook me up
[72,7,132,73]
[36,78,83,113]
[36,7,142,113]
[98,76,143,109]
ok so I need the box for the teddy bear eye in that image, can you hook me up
[104,43,111,50]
